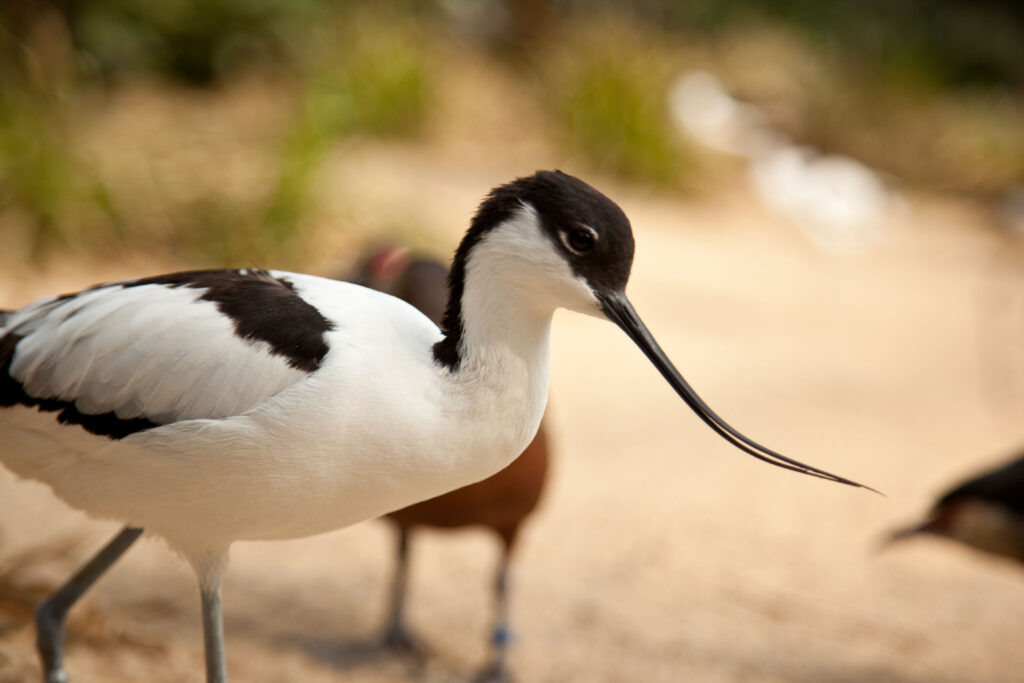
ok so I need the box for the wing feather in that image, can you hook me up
[3,274,321,435]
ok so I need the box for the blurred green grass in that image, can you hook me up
[0,0,1022,265]
[544,19,695,185]
[1,1,436,267]
[267,8,432,235]
[0,31,122,259]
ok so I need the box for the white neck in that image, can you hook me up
[431,206,603,487]
[439,209,590,477]
[451,235,555,451]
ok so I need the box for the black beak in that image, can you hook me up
[599,291,877,492]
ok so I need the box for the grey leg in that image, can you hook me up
[187,547,230,683]
[382,526,418,652]
[36,526,143,683]
[474,544,514,683]
[201,585,227,683]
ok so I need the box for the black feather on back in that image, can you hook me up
[124,269,334,373]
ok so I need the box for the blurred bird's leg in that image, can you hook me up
[35,526,143,683]
[474,542,515,683]
[381,526,419,653]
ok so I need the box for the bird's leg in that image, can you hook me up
[35,526,143,683]
[382,526,419,653]
[190,549,229,683]
[200,583,226,683]
[474,544,514,683]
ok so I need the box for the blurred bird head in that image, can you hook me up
[346,244,449,326]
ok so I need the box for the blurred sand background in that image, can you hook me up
[2,2,1024,681]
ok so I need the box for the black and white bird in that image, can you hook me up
[888,453,1024,564]
[0,170,871,683]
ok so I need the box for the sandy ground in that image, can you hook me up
[2,151,1024,683]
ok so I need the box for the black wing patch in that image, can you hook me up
[124,269,334,372]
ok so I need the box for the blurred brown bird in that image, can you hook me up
[346,245,551,682]
[887,452,1024,564]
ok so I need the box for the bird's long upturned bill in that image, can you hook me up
[598,291,876,492]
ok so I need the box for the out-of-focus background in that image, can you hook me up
[2,1,1024,681]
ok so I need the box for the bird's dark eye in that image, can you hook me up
[566,228,595,253]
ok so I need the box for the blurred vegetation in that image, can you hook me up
[195,7,434,265]
[69,0,322,84]
[1,0,435,266]
[661,0,1024,88]
[543,20,693,185]
[0,0,1022,265]
[0,79,120,258]
[660,0,1024,195]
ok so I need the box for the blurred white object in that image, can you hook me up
[749,147,892,254]
[670,69,895,254]
[669,71,778,157]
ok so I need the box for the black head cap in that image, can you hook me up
[435,170,636,369]
[494,170,635,294]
